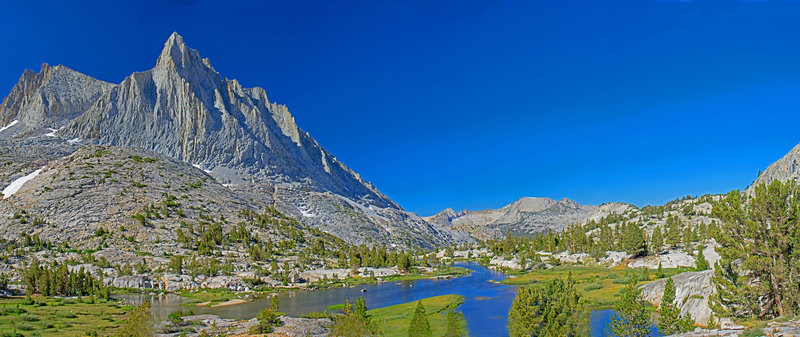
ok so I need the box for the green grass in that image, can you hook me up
[0,296,131,337]
[176,288,243,306]
[499,265,690,308]
[313,266,472,289]
[368,294,467,337]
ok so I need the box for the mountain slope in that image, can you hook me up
[751,142,800,190]
[0,33,466,248]
[0,63,113,139]
[426,198,632,239]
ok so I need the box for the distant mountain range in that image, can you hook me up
[425,197,633,240]
[0,33,468,248]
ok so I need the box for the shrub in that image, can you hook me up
[57,311,77,318]
[612,276,632,285]
[301,311,334,319]
[16,323,35,331]
[168,311,184,324]
[583,282,603,291]
[20,313,39,321]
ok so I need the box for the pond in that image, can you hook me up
[119,262,661,336]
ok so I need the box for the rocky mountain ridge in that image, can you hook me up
[425,197,633,239]
[0,32,467,248]
[750,142,800,191]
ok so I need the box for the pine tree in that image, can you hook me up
[331,297,374,337]
[711,181,800,318]
[354,297,369,322]
[665,215,682,248]
[508,277,589,337]
[695,246,709,271]
[115,301,153,337]
[621,222,647,257]
[608,277,650,337]
[408,301,431,337]
[444,309,464,337]
[650,227,664,254]
[658,277,694,335]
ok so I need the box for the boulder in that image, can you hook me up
[272,316,333,337]
[201,276,249,291]
[600,251,629,267]
[159,274,199,292]
[111,275,153,289]
[489,257,522,270]
[640,270,715,326]
[629,249,696,269]
[288,270,304,283]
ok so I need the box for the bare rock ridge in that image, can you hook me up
[750,142,800,191]
[425,197,632,239]
[58,32,395,208]
[0,32,466,247]
[0,63,114,139]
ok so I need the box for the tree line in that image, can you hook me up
[23,258,110,300]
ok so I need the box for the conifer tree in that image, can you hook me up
[695,246,709,271]
[444,309,465,337]
[508,277,589,337]
[115,301,153,337]
[408,301,432,337]
[650,227,664,254]
[711,181,800,318]
[331,297,373,336]
[608,277,650,337]
[621,222,647,257]
[665,215,682,248]
[658,277,694,335]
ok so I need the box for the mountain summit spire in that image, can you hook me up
[0,32,467,248]
[155,32,217,75]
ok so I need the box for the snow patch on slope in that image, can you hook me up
[45,126,64,137]
[0,120,18,133]
[3,167,45,199]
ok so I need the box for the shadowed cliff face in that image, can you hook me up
[0,32,468,248]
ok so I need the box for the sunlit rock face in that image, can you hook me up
[0,32,469,248]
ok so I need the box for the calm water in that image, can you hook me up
[119,262,660,336]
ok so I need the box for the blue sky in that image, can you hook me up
[2,0,800,216]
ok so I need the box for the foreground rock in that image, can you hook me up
[667,318,800,337]
[272,316,334,337]
[156,314,331,337]
[640,270,715,326]
[666,328,743,337]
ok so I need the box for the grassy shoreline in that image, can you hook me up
[165,266,473,307]
[0,295,132,337]
[499,265,693,309]
[369,294,468,336]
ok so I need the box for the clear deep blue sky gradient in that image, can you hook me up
[2,0,800,215]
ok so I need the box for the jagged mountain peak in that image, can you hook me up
[156,32,206,69]
[153,33,221,95]
[0,33,472,248]
[0,63,113,137]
